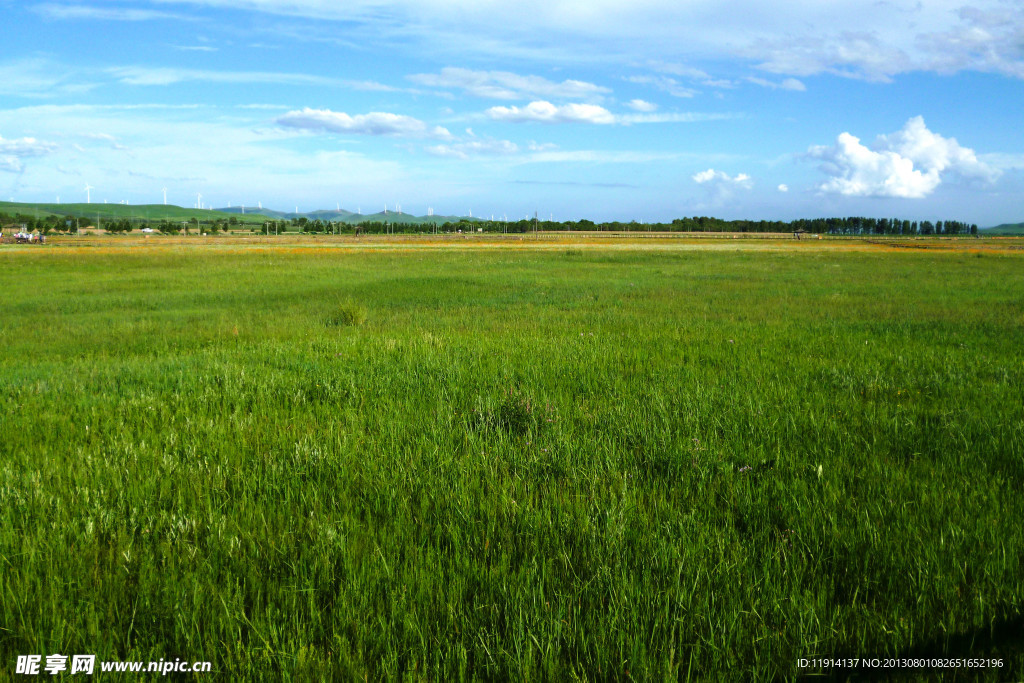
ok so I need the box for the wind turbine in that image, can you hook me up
[162,188,167,205]
[84,184,93,204]
[196,192,202,209]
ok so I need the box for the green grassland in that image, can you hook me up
[1,240,1022,680]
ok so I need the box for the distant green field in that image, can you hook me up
[1,240,1022,680]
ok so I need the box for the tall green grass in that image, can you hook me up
[1,245,1022,679]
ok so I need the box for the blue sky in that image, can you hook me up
[1,0,1022,224]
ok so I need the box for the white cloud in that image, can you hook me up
[117,1,1024,81]
[0,58,97,98]
[650,62,713,80]
[807,116,998,198]
[750,32,913,82]
[0,134,58,173]
[486,101,616,124]
[625,99,657,112]
[527,141,558,152]
[692,168,753,202]
[34,3,190,21]
[408,67,609,100]
[645,61,736,88]
[978,152,1024,171]
[777,184,788,192]
[746,76,806,91]
[107,66,407,94]
[918,6,1024,79]
[879,116,996,181]
[693,168,752,187]
[276,108,451,138]
[109,66,333,87]
[619,111,739,124]
[523,150,686,164]
[82,133,128,150]
[426,138,520,160]
[626,75,697,98]
[486,101,733,125]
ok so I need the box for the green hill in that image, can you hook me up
[2,199,476,228]
[0,201,266,224]
[217,206,471,225]
[983,222,1024,235]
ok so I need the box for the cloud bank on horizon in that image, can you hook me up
[1,0,1022,223]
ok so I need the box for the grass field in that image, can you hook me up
[1,237,1022,680]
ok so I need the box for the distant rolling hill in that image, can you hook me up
[216,206,468,225]
[0,201,264,224]
[983,222,1024,235]
[1,200,471,226]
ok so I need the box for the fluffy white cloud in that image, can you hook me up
[692,168,753,202]
[777,184,788,192]
[0,134,58,173]
[807,116,997,198]
[878,116,996,181]
[693,168,752,186]
[625,99,658,112]
[408,67,609,100]
[276,108,451,138]
[486,101,616,124]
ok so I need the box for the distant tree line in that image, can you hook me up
[0,212,249,235]
[0,211,980,236]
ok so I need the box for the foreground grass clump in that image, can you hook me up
[328,299,368,327]
[1,242,1022,680]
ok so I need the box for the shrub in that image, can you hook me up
[329,301,367,327]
